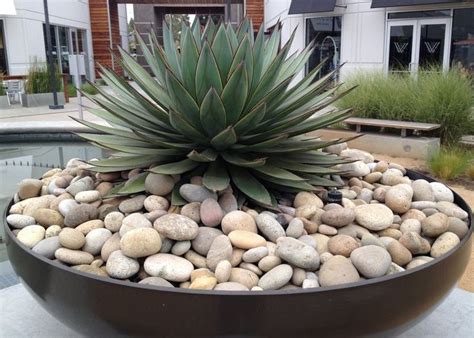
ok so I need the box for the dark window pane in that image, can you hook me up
[419,24,445,70]
[43,24,59,69]
[305,17,342,81]
[58,26,70,74]
[388,10,450,20]
[0,20,7,74]
[450,8,474,74]
[388,25,413,72]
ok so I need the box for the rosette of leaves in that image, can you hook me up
[75,18,355,205]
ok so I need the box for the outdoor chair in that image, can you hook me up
[6,80,23,105]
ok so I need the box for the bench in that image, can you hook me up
[344,117,441,137]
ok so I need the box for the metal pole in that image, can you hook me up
[43,0,63,109]
[74,33,84,120]
[225,0,231,24]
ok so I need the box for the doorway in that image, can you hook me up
[386,17,451,74]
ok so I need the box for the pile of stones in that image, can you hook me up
[6,145,470,291]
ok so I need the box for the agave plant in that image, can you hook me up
[75,18,354,205]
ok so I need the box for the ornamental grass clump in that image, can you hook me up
[76,19,354,205]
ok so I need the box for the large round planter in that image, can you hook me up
[4,170,472,337]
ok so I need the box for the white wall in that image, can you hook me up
[118,3,129,53]
[0,0,94,79]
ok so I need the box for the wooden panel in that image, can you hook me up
[246,0,263,31]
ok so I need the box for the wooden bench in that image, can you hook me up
[344,117,441,137]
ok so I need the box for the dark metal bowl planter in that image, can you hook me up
[4,170,472,337]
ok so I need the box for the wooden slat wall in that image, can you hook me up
[246,0,263,31]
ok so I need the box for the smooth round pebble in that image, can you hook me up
[17,225,45,248]
[350,245,392,278]
[106,250,140,279]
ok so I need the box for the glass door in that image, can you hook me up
[386,18,451,74]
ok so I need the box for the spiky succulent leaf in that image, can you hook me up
[79,19,355,205]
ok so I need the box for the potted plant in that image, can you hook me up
[21,60,65,107]
[0,73,9,109]
[4,19,471,337]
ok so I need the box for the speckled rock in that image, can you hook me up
[319,255,360,287]
[144,173,175,196]
[229,268,259,289]
[55,248,94,265]
[32,208,64,227]
[18,179,43,200]
[82,228,112,255]
[355,204,394,231]
[76,219,105,235]
[206,235,233,271]
[430,232,460,258]
[412,179,435,202]
[421,212,449,237]
[179,184,217,202]
[106,250,140,279]
[139,277,174,288]
[17,225,45,248]
[118,195,146,213]
[66,176,94,196]
[214,282,249,291]
[435,201,468,220]
[400,219,421,234]
[104,211,124,232]
[447,217,469,239]
[221,210,257,234]
[385,184,413,214]
[191,227,223,256]
[350,245,392,278]
[340,149,374,163]
[338,161,370,177]
[64,204,98,227]
[256,213,286,242]
[45,225,62,238]
[101,233,121,261]
[276,237,320,270]
[258,264,293,290]
[144,195,169,212]
[180,202,201,223]
[144,253,194,282]
[6,214,36,229]
[200,198,224,227]
[120,228,162,258]
[59,228,85,250]
[32,236,61,259]
[310,233,330,254]
[399,231,431,255]
[321,208,355,228]
[430,182,454,202]
[293,192,324,209]
[387,240,412,266]
[120,213,152,236]
[242,246,268,263]
[154,214,198,240]
[328,234,360,257]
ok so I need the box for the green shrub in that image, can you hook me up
[428,147,471,180]
[80,82,98,95]
[467,165,474,180]
[66,83,77,97]
[25,61,62,94]
[338,68,473,144]
[0,74,5,96]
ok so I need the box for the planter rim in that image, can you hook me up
[4,169,472,296]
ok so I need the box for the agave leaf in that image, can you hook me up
[236,18,250,42]
[149,159,199,175]
[221,152,267,168]
[169,110,207,142]
[118,172,147,195]
[203,161,230,191]
[165,71,201,128]
[221,63,248,125]
[70,117,143,141]
[233,134,289,151]
[251,24,265,91]
[210,126,237,150]
[200,88,227,136]
[212,24,233,81]
[262,26,281,73]
[191,18,202,51]
[202,18,217,43]
[93,142,186,157]
[180,25,199,99]
[252,164,307,181]
[229,36,253,88]
[162,21,182,79]
[299,174,342,187]
[171,181,187,206]
[288,109,354,137]
[228,165,272,205]
[267,159,342,174]
[89,155,157,168]
[253,172,314,191]
[243,76,292,118]
[187,149,218,162]
[233,102,265,135]
[135,31,166,85]
[76,133,154,148]
[226,24,239,52]
[195,41,223,104]
[104,182,126,198]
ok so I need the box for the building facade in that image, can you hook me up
[265,0,474,81]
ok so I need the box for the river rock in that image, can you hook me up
[229,268,259,289]
[430,232,460,258]
[76,219,105,235]
[387,240,412,266]
[55,248,94,265]
[276,237,320,270]
[286,218,305,238]
[144,253,194,282]
[218,193,238,214]
[400,219,421,234]
[429,182,453,202]
[45,225,62,238]
[406,256,434,269]
[321,208,355,228]
[206,235,233,271]
[120,228,162,258]
[435,201,468,220]
[319,255,360,287]
[154,214,198,240]
[256,214,286,242]
[214,282,249,291]
[191,227,223,256]
[242,246,268,263]
[228,230,267,250]
[189,276,218,290]
[32,208,64,227]
[412,179,435,201]
[145,173,175,196]
[355,204,393,231]
[101,233,121,261]
[120,213,152,236]
[361,233,385,248]
[338,161,370,177]
[221,210,257,234]
[64,204,98,227]
[106,250,140,279]
[58,199,78,217]
[293,192,323,208]
[350,245,391,278]
[215,260,232,283]
[83,228,112,255]
[421,213,449,237]
[179,184,217,202]
[75,190,101,203]
[447,217,468,239]
[17,225,45,248]
[139,277,174,288]
[144,195,169,212]
[59,228,85,250]
[324,143,347,155]
[171,241,191,256]
[327,234,359,257]
[18,179,43,200]
[66,176,94,196]
[200,198,224,227]
[180,202,201,223]
[104,211,124,232]
[258,255,282,272]
[258,264,293,290]
[119,195,146,213]
[32,236,61,258]
[6,214,36,229]
[340,149,374,163]
[385,184,413,214]
[399,231,431,255]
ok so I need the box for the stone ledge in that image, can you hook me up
[0,121,106,135]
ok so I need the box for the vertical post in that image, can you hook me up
[43,0,64,109]
[225,0,231,24]
[74,32,84,120]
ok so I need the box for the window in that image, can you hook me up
[450,8,474,74]
[0,20,7,74]
[305,17,342,81]
[388,10,450,20]
[42,24,71,74]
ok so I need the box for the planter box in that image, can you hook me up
[0,95,11,109]
[21,92,65,107]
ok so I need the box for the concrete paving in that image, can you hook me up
[0,282,472,337]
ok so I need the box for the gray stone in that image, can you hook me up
[104,211,124,232]
[355,204,394,231]
[144,253,194,282]
[447,217,469,239]
[350,245,392,278]
[118,195,146,213]
[421,213,449,237]
[242,246,268,263]
[171,240,191,256]
[206,235,233,271]
[338,161,370,177]
[145,173,175,196]
[64,204,98,227]
[436,201,468,220]
[258,264,293,290]
[431,232,460,258]
[430,182,454,202]
[256,213,286,242]
[276,237,320,270]
[82,228,112,255]
[319,255,360,287]
[285,218,304,238]
[385,184,413,214]
[179,184,217,202]
[154,214,199,240]
[412,179,435,202]
[192,227,223,256]
[32,236,61,259]
[200,198,224,227]
[218,193,238,214]
[139,277,174,288]
[65,177,94,196]
[6,214,36,229]
[321,208,355,228]
[58,199,79,217]
[106,250,140,279]
[214,282,249,291]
